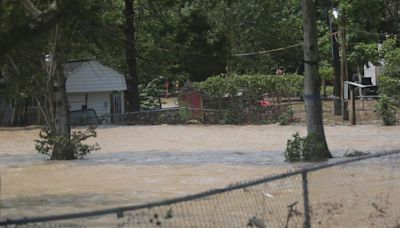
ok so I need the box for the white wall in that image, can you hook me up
[120,91,125,114]
[68,92,111,117]
[364,62,384,86]
[87,92,111,117]
[68,91,127,119]
[68,93,85,111]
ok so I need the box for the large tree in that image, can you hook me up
[124,0,141,111]
[0,1,71,158]
[302,0,332,159]
[0,0,117,159]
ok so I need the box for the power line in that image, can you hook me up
[232,31,339,57]
[232,43,303,57]
[152,32,338,57]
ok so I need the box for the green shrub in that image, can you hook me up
[320,86,334,97]
[377,77,399,126]
[382,38,400,78]
[319,65,334,82]
[379,76,400,102]
[139,76,164,110]
[178,107,192,122]
[193,74,304,104]
[192,74,303,125]
[278,106,295,125]
[35,126,100,160]
[374,95,397,126]
[215,104,244,124]
[284,132,329,161]
[284,132,304,162]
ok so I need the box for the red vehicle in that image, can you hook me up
[258,99,272,107]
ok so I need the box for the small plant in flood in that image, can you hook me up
[285,132,330,161]
[35,126,100,160]
[284,132,304,161]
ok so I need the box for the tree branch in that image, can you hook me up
[21,0,42,17]
[5,55,20,75]
[35,97,51,128]
[46,24,60,126]
[0,1,59,58]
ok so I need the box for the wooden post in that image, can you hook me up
[302,171,311,228]
[351,88,356,125]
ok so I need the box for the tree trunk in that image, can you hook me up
[302,0,332,159]
[124,0,141,112]
[11,99,19,126]
[51,59,72,160]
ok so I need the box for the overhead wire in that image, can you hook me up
[155,31,339,57]
[232,31,339,57]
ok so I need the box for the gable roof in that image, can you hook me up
[65,60,127,93]
[64,59,88,74]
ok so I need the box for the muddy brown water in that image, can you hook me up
[1,124,400,219]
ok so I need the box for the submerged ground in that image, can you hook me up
[1,123,400,219]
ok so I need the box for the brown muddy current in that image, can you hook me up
[1,124,400,219]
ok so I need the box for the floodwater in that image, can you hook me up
[1,124,400,219]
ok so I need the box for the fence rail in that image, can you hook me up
[1,150,400,227]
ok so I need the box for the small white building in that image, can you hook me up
[65,59,127,117]
[363,61,384,86]
[363,44,385,86]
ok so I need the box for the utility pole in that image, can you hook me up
[339,10,349,121]
[329,0,341,115]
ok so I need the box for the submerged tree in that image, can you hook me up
[0,0,102,159]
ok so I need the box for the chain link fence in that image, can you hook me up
[289,99,387,125]
[70,99,386,126]
[94,105,289,126]
[1,150,400,227]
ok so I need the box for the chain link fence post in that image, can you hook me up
[302,171,311,228]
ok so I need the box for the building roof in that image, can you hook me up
[65,59,127,93]
[64,59,91,74]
